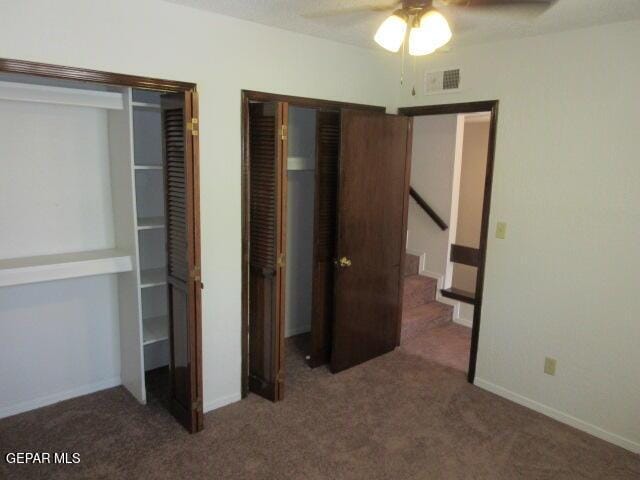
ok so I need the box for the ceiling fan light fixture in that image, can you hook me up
[408,26,437,56]
[418,9,452,50]
[374,12,408,53]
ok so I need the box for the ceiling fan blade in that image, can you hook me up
[301,2,400,19]
[438,0,556,6]
[435,0,557,21]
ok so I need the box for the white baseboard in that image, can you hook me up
[204,392,242,413]
[422,269,443,288]
[0,376,121,420]
[285,323,310,338]
[474,378,640,454]
[453,316,473,328]
[406,249,427,274]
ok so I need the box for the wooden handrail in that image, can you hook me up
[409,187,448,231]
[450,244,480,267]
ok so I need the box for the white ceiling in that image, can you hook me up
[164,0,640,50]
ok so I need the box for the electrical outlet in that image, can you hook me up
[496,221,507,239]
[544,357,557,376]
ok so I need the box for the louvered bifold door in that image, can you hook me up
[309,111,340,368]
[248,102,288,401]
[161,91,203,432]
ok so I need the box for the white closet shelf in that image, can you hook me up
[132,101,161,109]
[134,165,163,171]
[0,81,123,110]
[137,217,165,230]
[140,268,167,288]
[0,249,132,288]
[287,156,315,171]
[143,315,169,345]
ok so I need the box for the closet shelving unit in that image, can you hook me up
[0,249,132,288]
[0,78,170,411]
[131,89,170,374]
[0,81,134,289]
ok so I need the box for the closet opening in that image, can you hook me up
[0,59,203,433]
[242,91,412,402]
[244,100,341,400]
[284,106,320,375]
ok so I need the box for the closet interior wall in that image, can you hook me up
[0,74,169,417]
[284,107,316,340]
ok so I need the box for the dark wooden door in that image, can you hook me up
[330,110,411,373]
[310,110,340,367]
[161,91,203,432]
[248,102,288,401]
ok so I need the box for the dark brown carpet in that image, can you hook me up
[400,322,472,373]
[1,335,638,479]
[401,300,455,344]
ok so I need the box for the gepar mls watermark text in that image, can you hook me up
[5,452,80,464]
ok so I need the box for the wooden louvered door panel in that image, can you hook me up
[161,91,203,432]
[248,102,288,401]
[309,110,340,367]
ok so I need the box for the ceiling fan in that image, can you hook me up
[305,0,557,56]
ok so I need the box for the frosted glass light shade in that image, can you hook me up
[374,14,407,53]
[408,27,437,56]
[419,10,452,50]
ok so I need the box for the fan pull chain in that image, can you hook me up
[400,37,406,86]
[411,55,417,96]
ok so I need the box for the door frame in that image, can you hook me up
[398,100,499,384]
[241,90,385,398]
[0,57,204,429]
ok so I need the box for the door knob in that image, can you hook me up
[335,256,352,268]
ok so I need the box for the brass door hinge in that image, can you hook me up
[280,124,287,141]
[191,266,201,282]
[277,253,285,268]
[192,398,203,412]
[187,118,199,136]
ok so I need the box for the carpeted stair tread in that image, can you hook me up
[403,274,437,310]
[401,301,454,343]
[404,253,420,277]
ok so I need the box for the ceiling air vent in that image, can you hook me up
[424,69,461,95]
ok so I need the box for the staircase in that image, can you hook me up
[402,254,454,343]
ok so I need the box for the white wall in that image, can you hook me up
[0,0,396,413]
[0,100,115,258]
[407,115,458,277]
[285,107,316,337]
[0,98,122,416]
[0,276,121,417]
[396,20,640,452]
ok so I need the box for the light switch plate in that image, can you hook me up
[544,357,557,376]
[496,221,507,239]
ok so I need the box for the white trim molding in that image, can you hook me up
[204,393,242,413]
[422,269,444,290]
[475,378,640,454]
[453,314,473,328]
[0,377,121,420]
[405,249,427,275]
[443,115,466,290]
